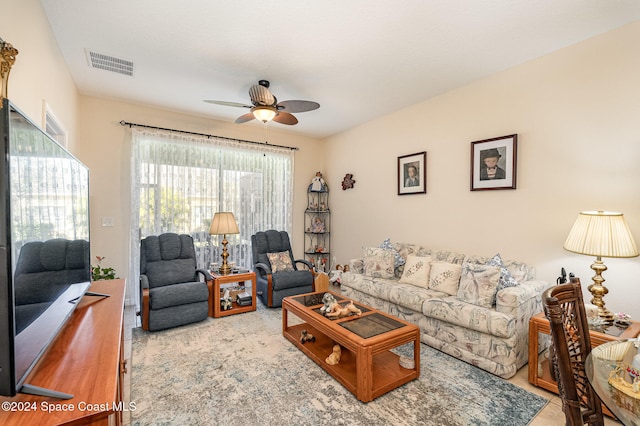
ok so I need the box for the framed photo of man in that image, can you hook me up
[398,151,426,195]
[470,134,517,191]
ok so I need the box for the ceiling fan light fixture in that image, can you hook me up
[252,106,277,123]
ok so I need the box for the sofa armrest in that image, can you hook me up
[349,258,364,274]
[496,279,552,318]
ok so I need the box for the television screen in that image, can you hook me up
[0,99,90,397]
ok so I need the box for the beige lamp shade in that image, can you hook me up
[209,212,239,235]
[563,211,639,258]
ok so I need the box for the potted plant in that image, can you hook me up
[91,256,118,281]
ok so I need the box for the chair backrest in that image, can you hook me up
[14,238,90,306]
[542,278,604,425]
[251,230,297,273]
[140,233,198,288]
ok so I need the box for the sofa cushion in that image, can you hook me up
[392,241,465,268]
[362,246,394,278]
[457,262,501,308]
[422,296,516,338]
[428,261,462,296]
[486,253,519,291]
[465,254,534,283]
[399,255,431,287]
[341,272,448,312]
[267,251,294,273]
[379,238,405,269]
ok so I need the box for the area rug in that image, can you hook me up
[130,305,548,426]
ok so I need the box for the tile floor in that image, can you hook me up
[121,303,621,426]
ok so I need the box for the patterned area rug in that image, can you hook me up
[130,304,548,425]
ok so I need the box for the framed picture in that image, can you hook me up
[398,151,426,195]
[470,134,517,191]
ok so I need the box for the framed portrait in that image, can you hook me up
[398,151,426,195]
[470,134,517,191]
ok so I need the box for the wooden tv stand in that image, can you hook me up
[0,279,126,426]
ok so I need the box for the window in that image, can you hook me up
[129,128,294,303]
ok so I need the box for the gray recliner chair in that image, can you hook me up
[251,230,315,307]
[139,233,212,331]
[13,238,90,333]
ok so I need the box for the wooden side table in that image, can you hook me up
[210,271,257,318]
[528,311,640,394]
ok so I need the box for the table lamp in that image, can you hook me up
[563,211,639,322]
[209,212,239,275]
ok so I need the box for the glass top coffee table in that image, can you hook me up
[282,291,420,402]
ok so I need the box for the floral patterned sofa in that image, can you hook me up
[340,241,552,379]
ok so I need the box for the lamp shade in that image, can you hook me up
[209,212,239,235]
[563,211,639,258]
[252,106,277,123]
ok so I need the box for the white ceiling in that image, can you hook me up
[40,0,640,139]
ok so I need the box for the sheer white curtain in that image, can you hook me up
[128,127,294,308]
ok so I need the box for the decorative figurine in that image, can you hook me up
[320,293,337,314]
[311,217,325,233]
[325,344,342,365]
[326,300,362,319]
[342,173,356,190]
[329,265,344,285]
[221,288,232,311]
[300,330,316,344]
[309,172,327,192]
[320,258,328,272]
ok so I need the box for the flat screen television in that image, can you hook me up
[0,98,91,398]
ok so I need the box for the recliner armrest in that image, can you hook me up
[294,258,313,269]
[140,274,150,289]
[254,262,272,275]
[196,268,212,281]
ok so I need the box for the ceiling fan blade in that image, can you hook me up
[276,100,320,113]
[273,112,298,125]
[249,84,275,106]
[235,113,255,124]
[204,100,252,108]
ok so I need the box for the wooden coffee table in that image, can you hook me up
[282,291,420,402]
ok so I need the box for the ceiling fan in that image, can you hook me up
[204,80,320,125]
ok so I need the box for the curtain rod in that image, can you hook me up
[119,120,298,151]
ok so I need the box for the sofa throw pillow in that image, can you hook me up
[487,253,519,291]
[362,246,395,279]
[399,255,432,288]
[379,238,406,269]
[457,262,501,308]
[267,251,294,273]
[428,261,462,296]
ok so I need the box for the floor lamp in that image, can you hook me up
[209,212,239,275]
[563,211,639,322]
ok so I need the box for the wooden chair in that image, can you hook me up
[542,277,604,425]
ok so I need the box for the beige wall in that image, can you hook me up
[75,96,324,303]
[4,0,639,317]
[325,21,640,318]
[0,0,79,150]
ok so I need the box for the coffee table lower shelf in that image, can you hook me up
[284,323,416,400]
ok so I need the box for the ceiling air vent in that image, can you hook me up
[86,50,134,76]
